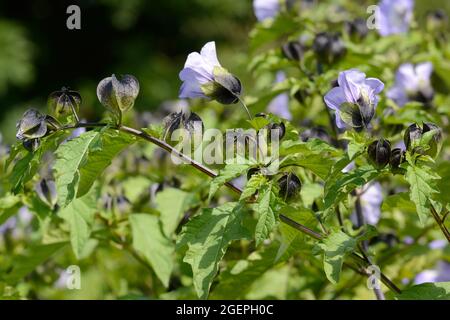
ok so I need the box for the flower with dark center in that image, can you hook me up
[179,42,242,105]
[368,139,391,169]
[324,69,384,131]
[48,87,81,118]
[313,32,346,64]
[387,62,434,107]
[278,172,301,201]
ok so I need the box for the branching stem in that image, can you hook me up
[58,121,401,296]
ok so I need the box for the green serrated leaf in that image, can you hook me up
[9,133,65,194]
[395,282,450,300]
[240,174,267,201]
[4,242,67,283]
[0,194,22,225]
[210,245,281,299]
[130,214,174,288]
[405,162,440,225]
[58,186,98,259]
[177,202,250,299]
[208,160,251,200]
[317,229,357,284]
[324,165,379,211]
[54,130,99,207]
[255,185,277,247]
[155,187,197,237]
[54,130,134,207]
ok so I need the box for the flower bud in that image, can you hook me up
[48,87,81,118]
[300,127,331,144]
[281,41,304,61]
[35,179,57,209]
[255,113,285,142]
[345,18,369,40]
[247,167,264,181]
[23,138,40,152]
[423,122,443,158]
[163,110,204,141]
[404,123,422,151]
[368,139,391,169]
[404,122,443,158]
[16,109,47,140]
[278,172,301,201]
[313,32,346,64]
[97,74,140,113]
[389,148,405,169]
[268,122,286,141]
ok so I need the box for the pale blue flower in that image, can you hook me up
[387,62,434,106]
[179,42,242,104]
[267,72,292,120]
[179,42,221,99]
[324,69,384,131]
[253,0,280,22]
[377,0,414,36]
[351,182,383,226]
[414,261,450,284]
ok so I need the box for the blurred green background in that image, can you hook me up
[0,0,448,144]
[0,0,253,143]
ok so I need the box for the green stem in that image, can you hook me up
[238,97,252,120]
[70,104,80,123]
[56,121,401,296]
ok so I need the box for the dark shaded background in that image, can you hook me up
[0,0,252,142]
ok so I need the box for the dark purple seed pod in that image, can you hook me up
[389,148,405,169]
[368,139,391,169]
[278,172,301,201]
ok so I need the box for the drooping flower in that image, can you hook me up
[179,42,242,105]
[387,62,434,107]
[267,72,292,120]
[414,261,450,284]
[324,69,384,131]
[376,0,414,36]
[253,0,280,22]
[351,182,383,226]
